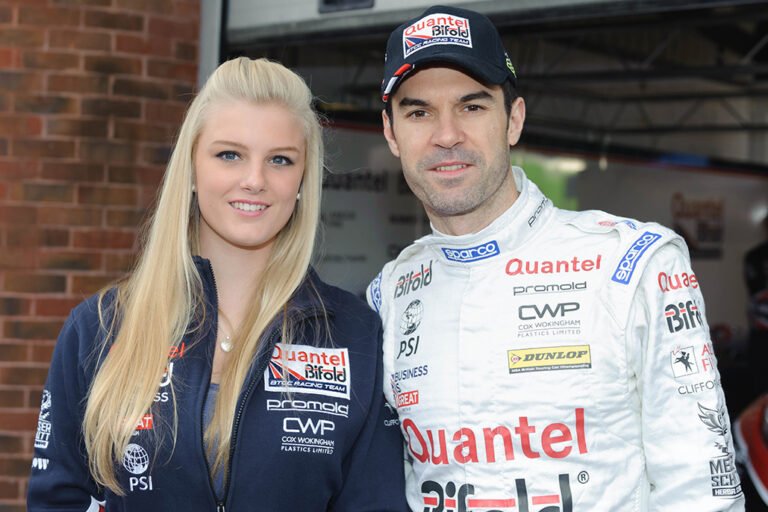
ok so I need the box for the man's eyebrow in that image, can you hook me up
[397,97,429,108]
[460,91,493,103]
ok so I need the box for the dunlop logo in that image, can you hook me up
[507,345,592,374]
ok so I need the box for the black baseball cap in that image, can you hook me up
[381,5,517,102]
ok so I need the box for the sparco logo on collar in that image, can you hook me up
[395,261,432,298]
[441,241,499,263]
[403,13,472,58]
[611,231,661,285]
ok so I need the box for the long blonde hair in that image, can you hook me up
[83,57,324,494]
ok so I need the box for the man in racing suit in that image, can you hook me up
[367,5,744,511]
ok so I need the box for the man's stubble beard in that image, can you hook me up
[407,147,512,219]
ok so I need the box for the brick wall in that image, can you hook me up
[0,1,200,508]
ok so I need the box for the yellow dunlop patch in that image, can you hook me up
[507,345,591,374]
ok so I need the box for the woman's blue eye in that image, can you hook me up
[216,151,240,161]
[271,155,294,166]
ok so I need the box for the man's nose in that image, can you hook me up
[431,113,465,149]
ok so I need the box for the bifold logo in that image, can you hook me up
[508,345,592,374]
[32,457,49,471]
[611,231,661,285]
[441,241,500,263]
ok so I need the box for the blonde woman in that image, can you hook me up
[28,57,407,511]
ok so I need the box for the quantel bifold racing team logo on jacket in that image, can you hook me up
[264,343,351,399]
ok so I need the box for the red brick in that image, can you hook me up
[0,410,40,430]
[53,0,112,5]
[50,29,111,52]
[105,252,136,272]
[113,78,171,100]
[72,274,117,294]
[107,165,163,185]
[106,209,144,227]
[0,71,43,93]
[115,34,172,56]
[47,118,108,138]
[38,206,102,226]
[0,298,31,316]
[141,145,172,165]
[14,95,77,115]
[0,48,21,68]
[0,161,39,180]
[115,0,175,14]
[4,274,67,293]
[79,140,136,163]
[0,93,8,112]
[0,139,7,156]
[18,5,81,26]
[31,341,56,363]
[39,251,102,271]
[35,297,81,317]
[114,121,171,142]
[0,249,37,269]
[0,206,38,226]
[148,17,198,40]
[175,41,197,62]
[4,320,65,340]
[6,228,69,247]
[0,479,22,500]
[0,6,11,23]
[0,369,49,389]
[9,183,74,203]
[73,229,134,249]
[145,100,186,124]
[147,58,197,82]
[82,98,141,118]
[0,502,26,512]
[12,139,75,159]
[0,29,45,49]
[78,185,137,206]
[171,82,195,102]
[22,51,80,71]
[48,73,108,94]
[0,344,28,363]
[174,1,201,18]
[84,10,144,31]
[0,116,42,137]
[0,434,25,453]
[41,162,104,182]
[84,55,142,75]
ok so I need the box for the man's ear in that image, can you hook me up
[382,109,401,158]
[507,97,526,147]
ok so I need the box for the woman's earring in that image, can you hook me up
[296,192,301,201]
[192,184,196,194]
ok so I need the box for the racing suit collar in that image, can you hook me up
[419,166,554,265]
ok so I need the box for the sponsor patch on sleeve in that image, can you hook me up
[368,272,382,313]
[611,231,662,285]
[265,344,351,399]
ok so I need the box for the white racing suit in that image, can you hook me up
[367,167,744,511]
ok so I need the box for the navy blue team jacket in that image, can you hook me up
[27,257,407,511]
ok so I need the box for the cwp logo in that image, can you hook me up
[519,302,579,320]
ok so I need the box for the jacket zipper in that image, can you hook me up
[202,261,226,511]
[203,260,325,510]
[219,327,280,509]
